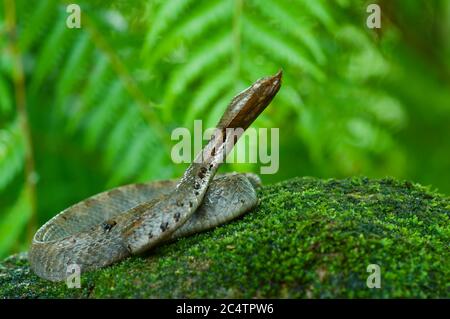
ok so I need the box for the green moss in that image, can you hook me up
[0,177,448,298]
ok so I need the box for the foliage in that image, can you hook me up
[0,177,448,298]
[0,0,449,258]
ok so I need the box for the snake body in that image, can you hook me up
[30,71,282,281]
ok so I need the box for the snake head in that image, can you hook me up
[217,70,282,131]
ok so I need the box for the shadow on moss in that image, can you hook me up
[0,177,448,298]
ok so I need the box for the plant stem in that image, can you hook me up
[4,0,38,242]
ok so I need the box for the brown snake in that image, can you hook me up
[30,71,282,281]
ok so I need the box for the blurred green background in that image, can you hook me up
[0,0,449,258]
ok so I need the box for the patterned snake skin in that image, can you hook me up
[29,71,282,281]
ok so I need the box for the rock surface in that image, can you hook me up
[0,177,448,298]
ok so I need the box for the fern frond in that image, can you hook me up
[104,106,140,168]
[137,149,172,182]
[162,32,233,118]
[18,5,169,189]
[18,0,57,52]
[55,31,93,108]
[184,67,233,127]
[242,15,324,80]
[30,14,72,91]
[65,54,111,132]
[204,89,235,129]
[143,0,232,67]
[107,125,157,186]
[298,0,336,31]
[249,0,326,64]
[144,0,198,51]
[83,80,125,149]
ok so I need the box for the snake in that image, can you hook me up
[29,71,282,282]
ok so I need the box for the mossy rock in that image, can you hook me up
[0,177,448,298]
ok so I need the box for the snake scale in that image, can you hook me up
[30,71,282,281]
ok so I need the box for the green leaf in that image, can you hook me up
[144,0,198,51]
[18,0,57,52]
[30,14,72,91]
[0,120,25,192]
[162,32,233,119]
[0,187,31,258]
[0,74,12,113]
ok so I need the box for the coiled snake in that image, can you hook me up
[30,71,282,281]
